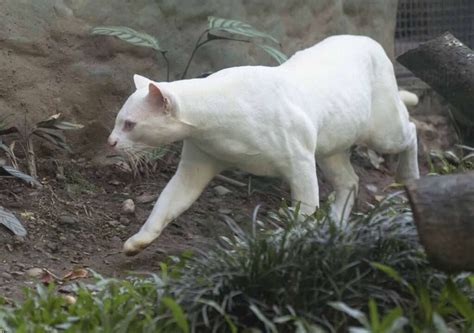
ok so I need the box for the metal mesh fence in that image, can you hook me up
[395,0,474,78]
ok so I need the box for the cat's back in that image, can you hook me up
[281,35,388,76]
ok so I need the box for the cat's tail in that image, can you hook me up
[399,90,419,107]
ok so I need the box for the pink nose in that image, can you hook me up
[107,137,118,148]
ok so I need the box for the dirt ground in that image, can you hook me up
[0,147,403,301]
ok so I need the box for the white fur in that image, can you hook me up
[108,35,420,256]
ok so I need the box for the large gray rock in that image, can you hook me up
[0,0,398,152]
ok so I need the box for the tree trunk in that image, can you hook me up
[405,174,474,272]
[397,32,474,145]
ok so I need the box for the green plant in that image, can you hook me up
[1,197,473,332]
[0,113,83,180]
[427,145,474,175]
[330,300,408,333]
[372,263,474,332]
[91,16,287,81]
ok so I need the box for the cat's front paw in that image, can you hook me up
[123,233,152,256]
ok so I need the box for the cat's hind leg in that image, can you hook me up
[318,151,359,224]
[123,141,224,256]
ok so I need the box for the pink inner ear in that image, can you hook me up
[147,83,168,111]
[148,82,163,98]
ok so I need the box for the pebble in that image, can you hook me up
[366,184,378,193]
[214,185,232,196]
[59,215,78,225]
[62,295,77,305]
[122,199,135,214]
[111,236,122,244]
[135,193,158,204]
[119,216,130,226]
[1,272,12,280]
[26,267,43,278]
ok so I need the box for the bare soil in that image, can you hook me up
[0,149,403,301]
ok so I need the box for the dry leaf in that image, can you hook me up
[62,268,89,281]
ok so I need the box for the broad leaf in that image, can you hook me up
[36,113,61,128]
[0,206,27,236]
[329,302,369,327]
[36,114,83,131]
[256,44,288,64]
[161,297,189,333]
[445,279,474,320]
[0,115,12,131]
[91,26,165,52]
[51,121,84,130]
[208,16,279,44]
[33,131,72,153]
[249,304,278,333]
[432,313,449,333]
[0,165,41,187]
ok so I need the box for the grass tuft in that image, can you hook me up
[1,194,473,332]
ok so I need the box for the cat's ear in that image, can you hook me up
[133,74,151,90]
[148,82,172,115]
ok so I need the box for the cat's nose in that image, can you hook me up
[107,136,118,148]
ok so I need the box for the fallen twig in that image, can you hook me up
[215,174,247,188]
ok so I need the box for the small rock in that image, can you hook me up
[119,216,130,226]
[109,180,121,186]
[366,184,378,193]
[214,185,232,196]
[62,294,77,305]
[0,158,6,166]
[122,199,135,214]
[26,267,43,278]
[136,193,158,204]
[59,215,78,225]
[111,236,122,243]
[1,272,12,280]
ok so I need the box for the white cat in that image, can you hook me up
[108,35,419,256]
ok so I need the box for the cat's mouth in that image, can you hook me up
[105,144,169,174]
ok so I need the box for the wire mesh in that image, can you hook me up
[395,0,473,78]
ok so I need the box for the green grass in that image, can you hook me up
[1,195,473,332]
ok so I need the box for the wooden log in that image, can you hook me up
[405,173,474,272]
[397,32,474,145]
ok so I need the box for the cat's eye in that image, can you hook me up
[123,120,136,131]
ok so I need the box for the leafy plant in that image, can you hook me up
[330,300,408,333]
[0,113,83,181]
[91,26,170,81]
[92,16,287,81]
[1,197,473,332]
[0,205,27,237]
[427,145,474,175]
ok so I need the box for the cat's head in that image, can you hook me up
[107,75,190,153]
